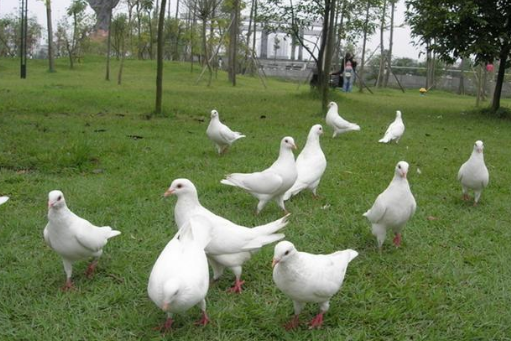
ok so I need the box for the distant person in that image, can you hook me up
[330,53,357,91]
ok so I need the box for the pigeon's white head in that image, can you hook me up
[395,161,409,179]
[328,102,337,110]
[210,110,219,119]
[281,136,297,150]
[161,280,181,312]
[272,241,298,267]
[396,110,402,118]
[48,190,66,210]
[474,140,484,153]
[164,178,198,198]
[310,124,324,137]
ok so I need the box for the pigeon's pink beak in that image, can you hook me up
[48,201,53,209]
[401,171,407,179]
[477,147,483,153]
[292,144,298,150]
[162,303,170,311]
[272,259,279,268]
[163,189,175,197]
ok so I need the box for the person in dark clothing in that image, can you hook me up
[330,53,358,90]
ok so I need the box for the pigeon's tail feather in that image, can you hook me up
[350,124,361,131]
[221,174,250,189]
[345,249,359,262]
[233,133,246,141]
[103,227,121,239]
[252,214,290,236]
[283,182,307,201]
[0,196,9,205]
[220,178,236,187]
[378,135,391,143]
[241,233,285,251]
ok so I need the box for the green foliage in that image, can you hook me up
[0,58,511,340]
[0,14,42,57]
[405,0,511,66]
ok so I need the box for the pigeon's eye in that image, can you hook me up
[177,184,182,189]
[398,165,401,169]
[57,195,62,201]
[284,250,290,256]
[285,139,288,143]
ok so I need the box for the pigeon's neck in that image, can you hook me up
[304,134,320,152]
[48,206,72,223]
[391,175,409,187]
[470,150,484,162]
[277,147,295,164]
[175,195,201,228]
[278,254,303,275]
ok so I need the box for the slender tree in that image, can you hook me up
[383,0,395,87]
[155,0,168,115]
[45,0,55,72]
[105,10,112,80]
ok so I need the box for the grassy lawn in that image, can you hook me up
[1,57,511,340]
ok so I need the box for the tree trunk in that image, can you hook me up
[458,58,465,95]
[377,0,386,88]
[155,0,168,115]
[320,0,336,111]
[46,0,55,72]
[201,16,213,86]
[491,44,510,112]
[118,41,125,84]
[228,0,239,86]
[476,64,482,107]
[148,10,154,59]
[358,0,370,93]
[105,11,112,81]
[242,0,255,74]
[384,0,394,87]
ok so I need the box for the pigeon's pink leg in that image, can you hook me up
[462,194,470,201]
[85,260,98,278]
[284,315,300,330]
[154,318,173,332]
[393,233,402,247]
[195,311,210,326]
[61,278,74,291]
[308,313,324,329]
[227,279,245,294]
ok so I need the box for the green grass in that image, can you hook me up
[1,57,511,340]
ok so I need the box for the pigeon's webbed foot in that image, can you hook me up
[284,315,300,330]
[154,317,174,333]
[194,311,210,326]
[85,260,98,278]
[227,279,245,294]
[393,233,402,247]
[308,312,324,329]
[61,279,75,291]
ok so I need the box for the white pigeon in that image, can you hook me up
[457,140,489,205]
[43,190,121,290]
[379,110,405,143]
[206,109,246,154]
[164,178,290,293]
[221,136,298,214]
[272,241,358,330]
[325,102,361,137]
[363,161,416,249]
[0,196,9,205]
[148,216,212,332]
[283,125,327,200]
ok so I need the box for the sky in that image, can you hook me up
[1,0,425,60]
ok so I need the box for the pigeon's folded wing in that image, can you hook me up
[364,195,387,223]
[226,171,284,194]
[75,220,112,252]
